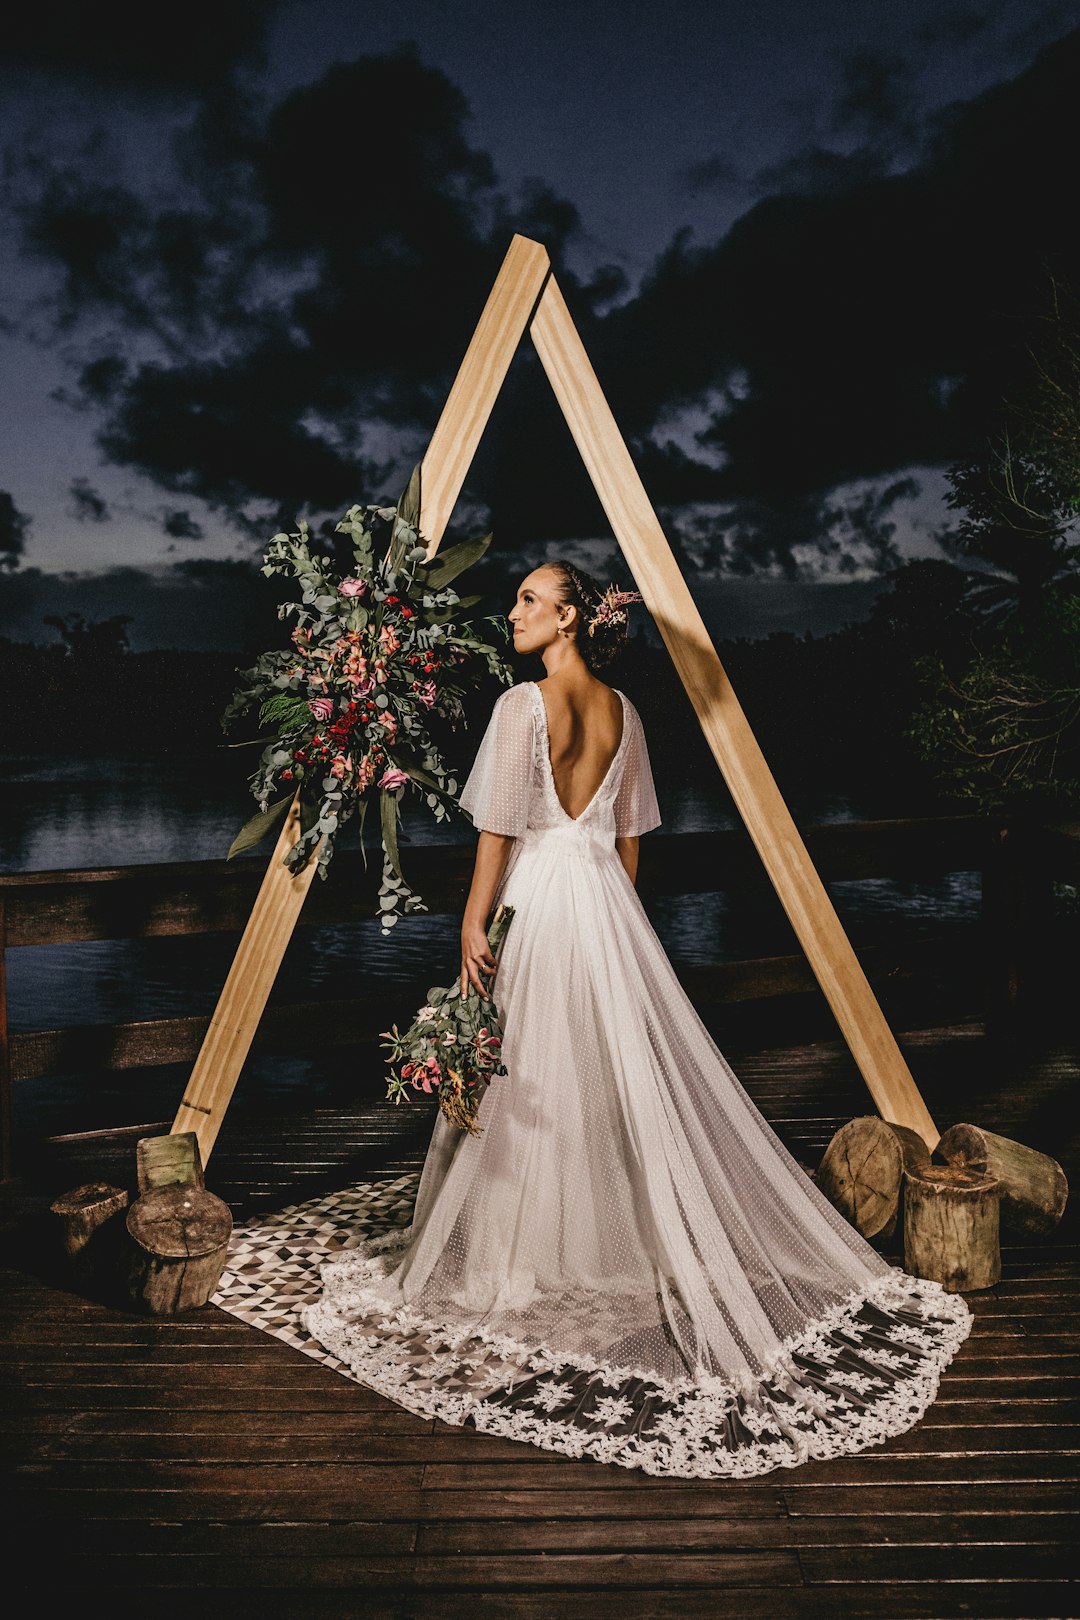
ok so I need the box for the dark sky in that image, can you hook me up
[1,0,1077,646]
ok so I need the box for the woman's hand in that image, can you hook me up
[460,917,498,999]
[458,830,516,999]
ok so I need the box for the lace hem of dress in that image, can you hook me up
[301,1227,973,1481]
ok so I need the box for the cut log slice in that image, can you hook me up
[904,1164,1001,1292]
[935,1122,1068,1239]
[49,1182,130,1284]
[126,1185,232,1316]
[814,1116,932,1239]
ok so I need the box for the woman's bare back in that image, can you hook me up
[536,678,624,822]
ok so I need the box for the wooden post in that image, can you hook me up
[529,275,940,1148]
[904,1165,1001,1291]
[419,234,551,549]
[126,1184,233,1315]
[172,797,321,1163]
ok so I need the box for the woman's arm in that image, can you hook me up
[615,834,640,885]
[460,830,517,997]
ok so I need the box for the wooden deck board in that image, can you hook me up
[3,1021,1078,1609]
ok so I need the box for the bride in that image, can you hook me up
[303,559,971,1478]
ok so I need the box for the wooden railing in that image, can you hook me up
[2,814,1076,1180]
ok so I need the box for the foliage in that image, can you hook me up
[913,275,1080,810]
[944,276,1080,627]
[909,592,1080,812]
[382,905,515,1136]
[222,467,514,929]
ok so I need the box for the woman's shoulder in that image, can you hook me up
[487,681,540,727]
[492,680,538,711]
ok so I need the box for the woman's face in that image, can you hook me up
[507,568,571,655]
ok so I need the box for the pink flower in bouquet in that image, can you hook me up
[378,766,409,791]
[379,624,400,655]
[329,755,348,779]
[415,679,437,708]
[341,646,369,686]
[339,577,367,597]
[309,697,334,722]
[378,711,398,741]
[414,1057,442,1093]
[473,1028,502,1069]
[356,754,376,793]
[373,656,389,684]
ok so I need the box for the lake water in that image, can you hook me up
[3,750,982,1141]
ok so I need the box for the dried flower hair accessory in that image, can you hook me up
[587,584,644,638]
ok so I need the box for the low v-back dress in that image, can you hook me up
[303,680,971,1478]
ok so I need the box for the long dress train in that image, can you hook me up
[303,680,971,1478]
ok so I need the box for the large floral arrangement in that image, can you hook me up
[222,468,514,929]
[382,904,515,1135]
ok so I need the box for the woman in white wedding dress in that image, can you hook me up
[303,560,971,1478]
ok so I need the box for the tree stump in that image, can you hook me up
[126,1184,232,1315]
[814,1116,933,1239]
[49,1182,129,1286]
[904,1164,1001,1291]
[935,1122,1068,1239]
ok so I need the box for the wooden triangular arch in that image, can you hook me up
[173,234,939,1163]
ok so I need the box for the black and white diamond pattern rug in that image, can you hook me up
[212,1174,419,1380]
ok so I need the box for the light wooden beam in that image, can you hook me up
[529,274,939,1147]
[172,797,319,1162]
[419,234,551,548]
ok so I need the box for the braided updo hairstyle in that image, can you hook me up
[546,561,633,673]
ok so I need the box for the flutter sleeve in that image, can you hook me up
[457,684,537,836]
[613,701,662,837]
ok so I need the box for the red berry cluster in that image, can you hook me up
[328,702,361,746]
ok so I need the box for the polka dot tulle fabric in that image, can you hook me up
[303,681,971,1477]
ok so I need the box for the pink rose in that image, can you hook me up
[339,577,367,597]
[309,697,334,722]
[378,766,409,791]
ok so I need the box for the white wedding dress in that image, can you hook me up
[303,680,971,1477]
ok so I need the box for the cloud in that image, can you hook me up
[678,156,742,198]
[5,21,1080,586]
[162,509,205,540]
[0,0,288,92]
[68,477,110,522]
[599,27,1080,514]
[0,492,30,569]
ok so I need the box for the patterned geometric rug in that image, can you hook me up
[211,1174,420,1382]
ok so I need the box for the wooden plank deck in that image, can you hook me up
[3,1018,1078,1616]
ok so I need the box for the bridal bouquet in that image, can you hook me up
[382,904,515,1135]
[222,467,514,930]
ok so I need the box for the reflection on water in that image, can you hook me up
[4,751,982,1133]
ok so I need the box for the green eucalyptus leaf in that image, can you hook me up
[380,788,404,881]
[299,792,322,838]
[422,533,492,590]
[226,794,292,860]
